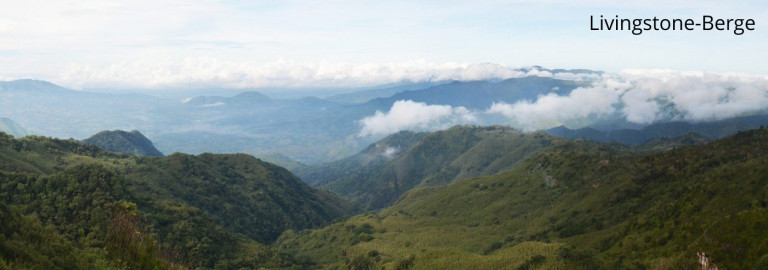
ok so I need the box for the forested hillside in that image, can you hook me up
[278,128,768,269]
[0,132,354,269]
[303,126,593,210]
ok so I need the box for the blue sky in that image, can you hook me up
[0,0,766,89]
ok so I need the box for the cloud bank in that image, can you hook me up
[487,86,621,131]
[57,58,532,89]
[356,69,768,136]
[618,70,768,123]
[486,70,768,129]
[358,100,477,136]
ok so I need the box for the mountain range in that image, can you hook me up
[3,70,768,269]
[546,114,768,145]
[2,123,768,269]
[0,75,594,165]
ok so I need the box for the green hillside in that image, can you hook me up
[295,130,428,187]
[277,128,768,269]
[303,126,570,210]
[82,130,164,157]
[0,132,354,269]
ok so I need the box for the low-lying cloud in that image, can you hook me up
[619,70,768,123]
[486,70,768,129]
[358,100,477,137]
[487,87,620,131]
[357,70,768,136]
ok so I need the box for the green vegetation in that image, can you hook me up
[0,132,354,269]
[4,124,768,269]
[631,132,711,154]
[302,126,569,210]
[82,130,164,157]
[278,128,768,269]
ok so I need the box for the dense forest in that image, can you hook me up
[2,127,768,269]
[279,128,768,269]
[0,132,353,269]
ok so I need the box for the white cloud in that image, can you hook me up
[487,87,621,130]
[524,69,553,78]
[620,88,660,124]
[201,102,225,107]
[381,146,399,159]
[618,69,768,123]
[487,69,768,128]
[55,58,533,89]
[359,100,477,136]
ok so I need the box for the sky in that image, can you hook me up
[0,0,767,89]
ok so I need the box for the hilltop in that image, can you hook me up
[82,130,164,157]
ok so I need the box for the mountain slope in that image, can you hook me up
[82,130,164,157]
[123,152,355,243]
[295,130,429,187]
[0,117,27,138]
[302,126,569,210]
[0,132,354,269]
[278,128,768,269]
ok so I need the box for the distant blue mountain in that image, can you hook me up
[364,76,587,110]
[546,114,768,145]
[5,75,764,165]
[0,79,76,94]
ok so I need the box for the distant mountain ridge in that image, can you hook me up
[364,76,588,110]
[82,130,164,157]
[325,81,442,104]
[0,79,75,93]
[546,114,768,145]
[7,76,767,166]
[182,91,272,107]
